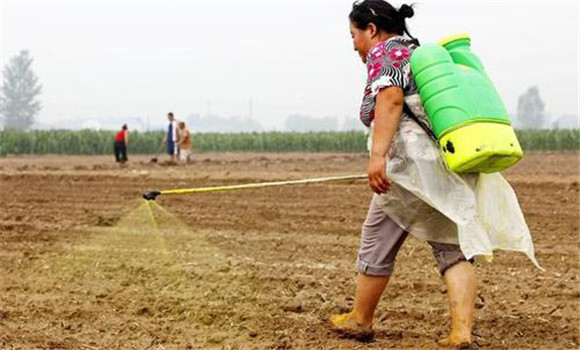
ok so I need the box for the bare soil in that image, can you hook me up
[0,151,578,349]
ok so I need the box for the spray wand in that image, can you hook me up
[142,174,366,201]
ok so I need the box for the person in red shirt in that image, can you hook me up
[114,124,129,164]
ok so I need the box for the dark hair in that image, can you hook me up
[122,124,128,130]
[349,1,416,40]
[168,112,174,117]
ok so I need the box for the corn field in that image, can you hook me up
[0,129,577,156]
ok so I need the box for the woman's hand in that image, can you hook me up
[367,87,403,195]
[368,154,390,194]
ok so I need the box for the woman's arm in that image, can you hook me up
[367,86,404,194]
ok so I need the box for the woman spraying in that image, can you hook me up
[330,1,539,347]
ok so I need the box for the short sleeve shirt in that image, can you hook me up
[115,129,127,142]
[360,36,419,127]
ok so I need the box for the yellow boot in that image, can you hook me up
[438,334,473,349]
[328,311,374,342]
[439,261,476,349]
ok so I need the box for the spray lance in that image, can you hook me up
[142,174,367,201]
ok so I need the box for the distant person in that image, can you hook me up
[114,124,129,164]
[163,112,179,162]
[178,121,193,163]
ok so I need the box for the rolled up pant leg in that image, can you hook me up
[357,197,408,276]
[428,242,474,276]
[357,197,473,276]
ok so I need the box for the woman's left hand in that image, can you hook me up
[366,87,403,194]
[368,154,390,194]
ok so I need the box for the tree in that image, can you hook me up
[516,86,546,129]
[0,50,42,130]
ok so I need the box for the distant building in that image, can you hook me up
[341,117,365,131]
[81,120,101,130]
[552,114,579,130]
[284,114,339,132]
[32,116,150,131]
[188,114,263,132]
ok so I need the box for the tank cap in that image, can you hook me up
[438,34,471,47]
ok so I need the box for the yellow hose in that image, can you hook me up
[159,174,367,196]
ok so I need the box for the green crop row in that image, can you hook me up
[514,129,579,151]
[0,129,577,156]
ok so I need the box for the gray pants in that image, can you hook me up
[357,198,472,276]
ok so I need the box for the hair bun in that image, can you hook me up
[399,4,414,19]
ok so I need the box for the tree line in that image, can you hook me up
[0,129,578,156]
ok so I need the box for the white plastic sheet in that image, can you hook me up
[369,96,540,269]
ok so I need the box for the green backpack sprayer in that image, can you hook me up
[410,34,523,173]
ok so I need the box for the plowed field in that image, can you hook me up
[1,152,578,349]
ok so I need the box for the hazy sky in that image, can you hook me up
[1,0,578,130]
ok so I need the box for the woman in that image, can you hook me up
[329,1,539,347]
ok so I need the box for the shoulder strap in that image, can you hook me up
[403,103,438,143]
[400,38,436,142]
